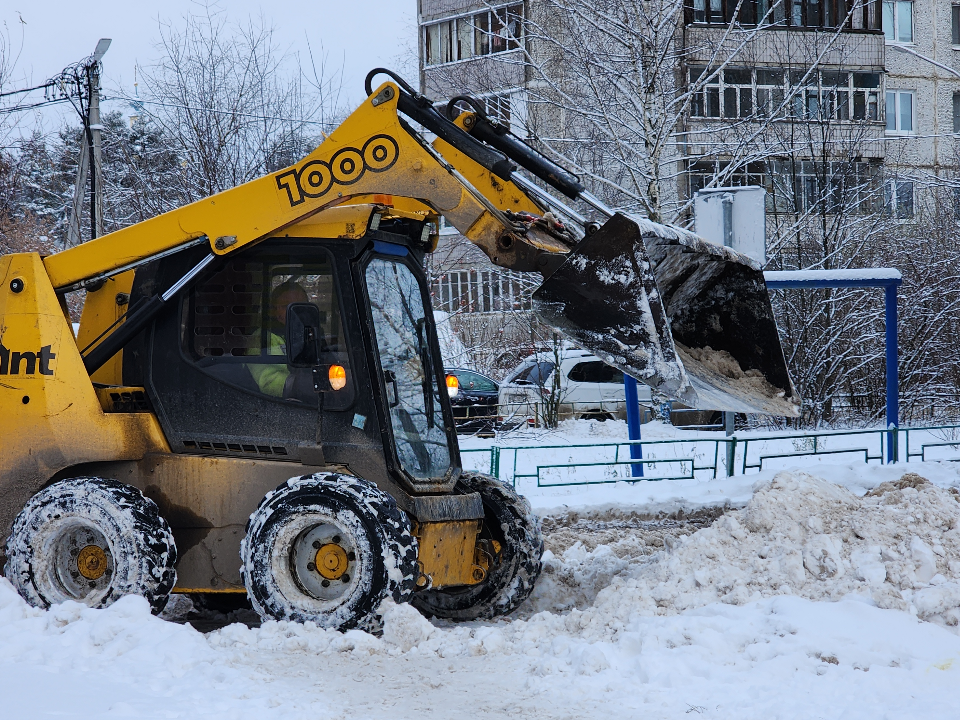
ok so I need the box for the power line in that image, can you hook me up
[0,96,73,114]
[105,94,339,127]
[0,81,56,100]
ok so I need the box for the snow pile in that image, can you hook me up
[530,471,960,634]
[0,587,214,673]
[683,345,761,381]
[528,541,636,613]
[304,470,960,662]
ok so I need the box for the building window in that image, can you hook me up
[756,69,786,117]
[954,92,960,132]
[852,73,882,121]
[885,91,914,133]
[423,4,522,67]
[477,91,525,131]
[953,187,960,220]
[766,160,880,214]
[884,180,914,219]
[432,269,535,314]
[689,67,880,122]
[953,5,960,44]
[688,161,766,199]
[882,0,913,42]
[685,0,880,29]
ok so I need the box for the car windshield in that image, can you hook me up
[453,370,497,392]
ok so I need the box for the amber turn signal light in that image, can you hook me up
[446,374,459,398]
[329,364,347,391]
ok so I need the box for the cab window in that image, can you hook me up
[182,247,354,409]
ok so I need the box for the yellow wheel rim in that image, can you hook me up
[315,543,349,580]
[76,545,108,580]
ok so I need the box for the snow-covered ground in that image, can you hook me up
[2,420,960,719]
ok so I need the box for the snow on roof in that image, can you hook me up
[764,268,902,283]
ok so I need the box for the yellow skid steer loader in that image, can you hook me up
[0,70,798,629]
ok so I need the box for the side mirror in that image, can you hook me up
[285,302,322,368]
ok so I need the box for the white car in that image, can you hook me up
[497,349,653,426]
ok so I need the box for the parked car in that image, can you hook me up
[497,349,653,427]
[445,368,500,433]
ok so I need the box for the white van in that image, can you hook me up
[497,349,653,426]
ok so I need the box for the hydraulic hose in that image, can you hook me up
[365,68,516,182]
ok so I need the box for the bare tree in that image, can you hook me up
[515,0,873,223]
[138,4,343,203]
[0,17,25,145]
[426,231,544,378]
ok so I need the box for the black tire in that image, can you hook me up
[412,472,543,621]
[4,477,177,614]
[241,473,418,631]
[580,412,613,422]
[191,593,253,614]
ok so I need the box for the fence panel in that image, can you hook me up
[459,424,960,489]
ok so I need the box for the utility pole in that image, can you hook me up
[87,38,111,241]
[66,38,111,245]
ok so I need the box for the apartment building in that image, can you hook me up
[417,0,957,365]
[883,0,960,217]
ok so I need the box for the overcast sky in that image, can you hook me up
[3,1,418,131]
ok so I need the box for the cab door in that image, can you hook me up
[362,250,458,492]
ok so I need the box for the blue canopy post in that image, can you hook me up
[763,269,902,463]
[885,282,900,462]
[624,376,644,477]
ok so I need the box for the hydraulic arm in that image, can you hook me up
[48,70,798,415]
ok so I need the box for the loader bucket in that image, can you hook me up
[641,224,799,416]
[532,214,800,416]
[532,213,696,404]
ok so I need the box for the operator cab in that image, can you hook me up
[123,206,460,496]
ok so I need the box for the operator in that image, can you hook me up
[248,281,309,397]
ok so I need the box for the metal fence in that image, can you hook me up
[459,424,960,488]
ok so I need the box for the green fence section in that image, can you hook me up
[458,424,960,488]
[904,425,960,462]
[737,427,890,474]
[460,438,723,487]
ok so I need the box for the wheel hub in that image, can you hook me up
[76,544,108,580]
[51,522,115,601]
[291,522,359,602]
[315,543,348,580]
